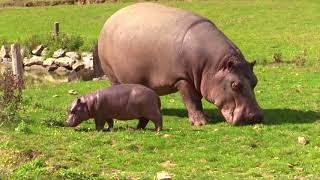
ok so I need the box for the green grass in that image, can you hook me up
[0,64,320,179]
[0,0,320,63]
[1,0,320,179]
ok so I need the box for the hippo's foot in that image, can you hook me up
[189,112,209,126]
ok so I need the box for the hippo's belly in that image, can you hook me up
[98,3,208,95]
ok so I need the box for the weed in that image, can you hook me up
[14,120,31,133]
[293,49,307,66]
[57,168,90,179]
[0,68,24,124]
[273,52,282,63]
[14,159,48,178]
[42,113,66,127]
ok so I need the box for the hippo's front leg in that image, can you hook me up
[176,80,208,126]
[94,118,106,131]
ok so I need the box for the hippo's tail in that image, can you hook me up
[93,42,104,78]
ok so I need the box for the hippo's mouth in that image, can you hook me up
[221,107,235,124]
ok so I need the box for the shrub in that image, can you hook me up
[0,68,24,124]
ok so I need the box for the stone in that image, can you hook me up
[66,52,80,60]
[43,58,55,66]
[81,52,92,57]
[32,45,46,56]
[20,48,26,58]
[1,57,11,63]
[24,64,47,72]
[41,47,48,57]
[47,64,58,72]
[160,161,176,168]
[72,61,85,71]
[0,45,10,58]
[298,136,308,145]
[54,66,70,76]
[68,89,78,95]
[23,56,43,66]
[68,69,94,82]
[55,57,76,69]
[52,48,66,58]
[156,171,172,180]
[82,54,93,70]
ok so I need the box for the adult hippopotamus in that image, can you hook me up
[96,2,263,125]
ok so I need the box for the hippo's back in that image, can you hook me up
[98,3,210,95]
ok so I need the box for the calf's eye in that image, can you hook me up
[231,82,242,91]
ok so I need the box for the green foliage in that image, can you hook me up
[14,159,48,178]
[42,113,66,127]
[14,120,31,133]
[57,168,90,179]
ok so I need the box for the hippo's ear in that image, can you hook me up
[70,98,81,112]
[250,60,256,68]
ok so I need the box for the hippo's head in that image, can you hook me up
[66,98,90,127]
[201,55,263,125]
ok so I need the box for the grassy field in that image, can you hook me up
[0,64,319,179]
[0,0,320,63]
[0,0,320,179]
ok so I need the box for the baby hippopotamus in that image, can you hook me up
[66,84,162,131]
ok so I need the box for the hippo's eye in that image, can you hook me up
[231,82,242,91]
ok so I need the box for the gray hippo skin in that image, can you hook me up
[97,3,263,125]
[67,84,162,131]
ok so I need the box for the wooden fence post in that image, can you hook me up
[11,43,23,79]
[54,22,59,36]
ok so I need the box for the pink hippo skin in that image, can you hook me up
[66,84,162,131]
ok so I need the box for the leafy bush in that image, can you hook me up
[0,68,24,124]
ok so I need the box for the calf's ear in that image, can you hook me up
[250,60,256,68]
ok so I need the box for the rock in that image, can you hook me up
[66,52,80,60]
[41,47,48,57]
[160,161,176,168]
[298,136,308,145]
[20,48,26,58]
[47,64,58,72]
[55,57,76,69]
[81,52,92,57]
[43,58,55,66]
[68,89,78,95]
[52,49,66,58]
[72,62,85,71]
[0,45,10,58]
[156,171,172,180]
[32,45,46,56]
[54,67,70,76]
[68,69,94,82]
[83,57,93,70]
[23,56,43,66]
[1,57,11,63]
[24,64,47,72]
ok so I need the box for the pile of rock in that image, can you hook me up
[0,44,101,82]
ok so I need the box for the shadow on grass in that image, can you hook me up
[162,108,320,125]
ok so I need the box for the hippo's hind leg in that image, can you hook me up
[137,117,149,130]
[146,111,163,132]
[175,80,208,126]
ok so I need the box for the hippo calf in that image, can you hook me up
[66,84,162,131]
